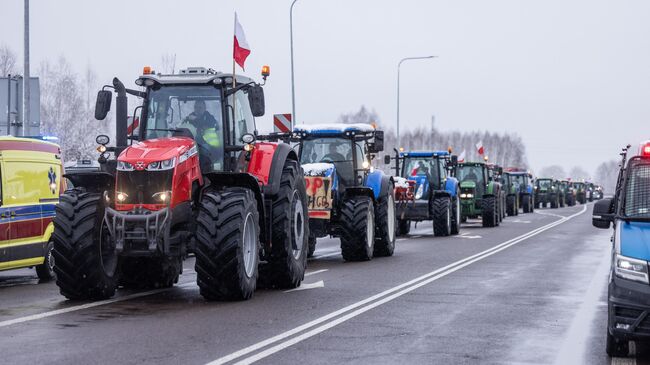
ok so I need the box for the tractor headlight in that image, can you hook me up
[460,193,474,199]
[152,191,172,203]
[147,158,176,171]
[415,184,424,199]
[117,161,134,171]
[116,192,128,203]
[615,254,649,284]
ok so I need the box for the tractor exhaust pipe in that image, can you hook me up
[112,77,128,156]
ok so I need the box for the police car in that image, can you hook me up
[593,141,650,356]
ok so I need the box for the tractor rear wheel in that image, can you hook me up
[374,183,396,257]
[340,197,375,261]
[397,219,410,236]
[52,190,118,300]
[550,194,558,209]
[259,160,308,289]
[481,197,497,228]
[506,196,516,216]
[451,196,461,235]
[195,187,259,301]
[432,197,452,237]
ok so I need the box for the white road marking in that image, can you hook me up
[611,358,636,365]
[304,269,328,277]
[208,205,588,365]
[0,281,195,329]
[284,281,325,293]
[311,251,340,259]
[459,234,482,239]
[535,210,566,219]
[396,238,407,242]
[509,219,531,224]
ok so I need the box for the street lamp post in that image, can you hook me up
[396,55,436,149]
[289,0,299,128]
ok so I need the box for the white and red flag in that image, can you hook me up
[458,149,466,163]
[475,141,484,155]
[233,12,251,70]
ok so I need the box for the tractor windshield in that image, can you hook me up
[300,137,354,186]
[537,179,552,189]
[403,157,442,189]
[144,85,224,171]
[511,174,527,188]
[457,165,485,186]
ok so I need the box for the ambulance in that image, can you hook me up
[0,136,64,280]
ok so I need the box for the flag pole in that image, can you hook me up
[232,12,237,143]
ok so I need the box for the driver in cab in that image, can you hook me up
[178,99,222,170]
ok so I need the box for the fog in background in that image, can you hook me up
[1,0,649,177]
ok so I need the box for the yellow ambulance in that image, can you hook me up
[0,136,64,280]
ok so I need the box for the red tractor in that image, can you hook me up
[53,66,309,301]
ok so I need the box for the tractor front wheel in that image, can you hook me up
[260,160,309,289]
[397,219,410,236]
[340,197,375,261]
[451,196,461,235]
[52,190,118,300]
[195,187,259,301]
[374,183,396,257]
[432,197,452,237]
[482,197,498,228]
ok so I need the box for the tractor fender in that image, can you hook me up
[444,177,459,197]
[203,172,268,244]
[344,187,375,202]
[64,171,114,194]
[248,142,297,196]
[365,170,393,200]
[433,190,452,199]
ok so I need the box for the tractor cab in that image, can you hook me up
[506,169,535,213]
[454,161,504,227]
[398,151,453,201]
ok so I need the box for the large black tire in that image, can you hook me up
[119,256,181,289]
[397,219,410,236]
[259,160,308,289]
[339,197,375,261]
[374,183,396,257]
[559,196,565,208]
[195,187,260,301]
[451,196,460,235]
[36,241,55,281]
[432,196,452,237]
[606,330,628,357]
[506,196,516,216]
[522,195,531,213]
[550,193,558,209]
[481,197,497,228]
[52,190,118,300]
[307,235,317,258]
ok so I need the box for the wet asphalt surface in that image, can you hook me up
[0,202,642,364]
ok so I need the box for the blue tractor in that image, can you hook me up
[292,124,396,261]
[387,150,461,237]
[592,142,650,357]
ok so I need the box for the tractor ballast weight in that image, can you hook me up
[292,123,396,261]
[53,66,309,301]
[389,151,460,237]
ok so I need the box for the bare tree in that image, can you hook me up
[568,166,591,181]
[337,105,380,125]
[595,160,619,194]
[160,53,176,74]
[0,44,18,76]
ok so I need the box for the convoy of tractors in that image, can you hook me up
[0,65,604,302]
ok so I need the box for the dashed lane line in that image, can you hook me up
[207,205,588,365]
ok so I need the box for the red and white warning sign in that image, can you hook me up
[273,114,292,133]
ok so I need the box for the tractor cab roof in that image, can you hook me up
[400,151,449,158]
[136,67,256,87]
[292,123,377,140]
[458,161,485,167]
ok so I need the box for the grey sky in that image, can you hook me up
[2,0,649,176]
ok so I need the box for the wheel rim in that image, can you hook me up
[291,190,305,260]
[47,245,55,275]
[367,205,375,248]
[456,198,460,227]
[242,212,257,278]
[446,201,451,230]
[387,194,395,242]
[99,221,117,277]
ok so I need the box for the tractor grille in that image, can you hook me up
[116,170,173,205]
[624,161,650,218]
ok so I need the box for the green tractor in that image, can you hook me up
[534,178,561,209]
[571,181,587,204]
[501,171,520,216]
[454,161,504,227]
[558,179,575,206]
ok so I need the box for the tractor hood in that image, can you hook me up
[119,137,195,164]
[460,180,477,189]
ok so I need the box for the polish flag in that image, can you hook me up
[233,12,251,70]
[458,149,466,163]
[476,141,484,155]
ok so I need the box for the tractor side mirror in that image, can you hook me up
[592,198,614,229]
[248,85,265,117]
[384,155,391,165]
[370,131,384,153]
[450,155,458,165]
[95,90,112,120]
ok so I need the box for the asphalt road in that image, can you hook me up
[0,202,641,364]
